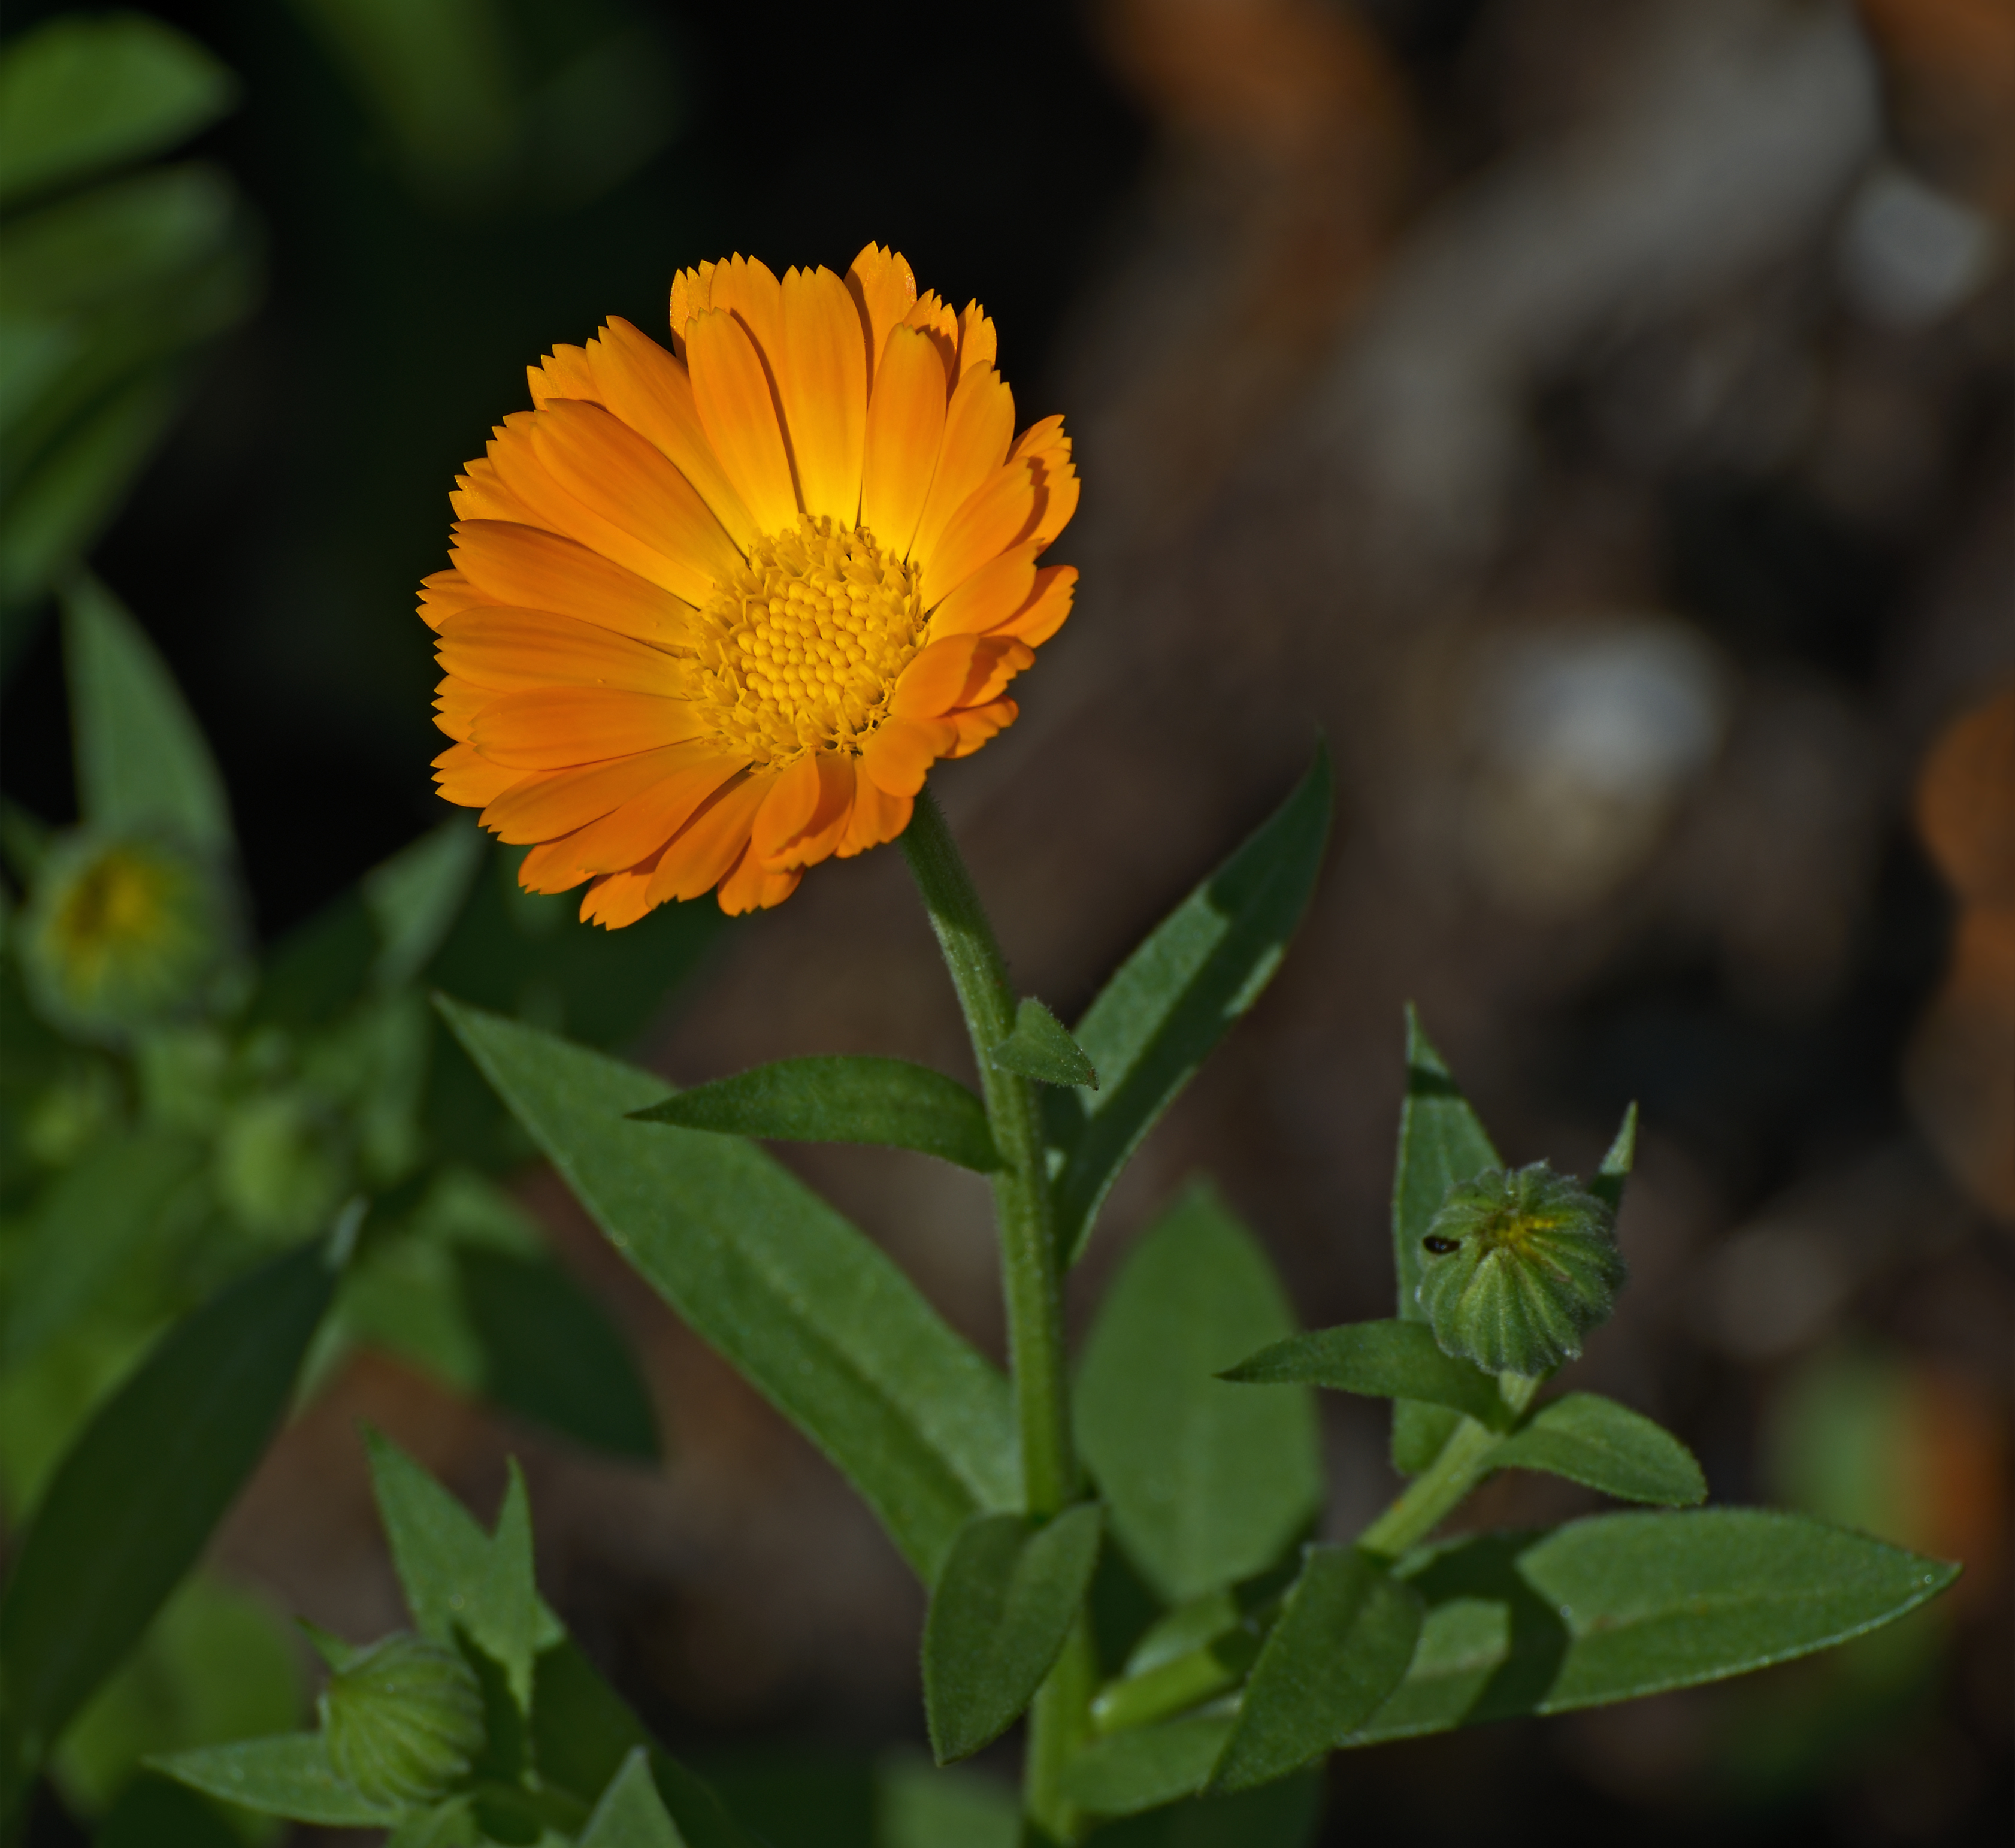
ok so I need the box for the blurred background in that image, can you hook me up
[1,0,2012,1842]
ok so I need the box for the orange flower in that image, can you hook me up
[423,246,1079,922]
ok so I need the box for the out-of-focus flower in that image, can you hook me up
[425,246,1078,922]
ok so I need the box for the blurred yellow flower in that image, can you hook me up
[424,245,1079,922]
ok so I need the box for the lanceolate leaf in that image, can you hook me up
[439,1001,1018,1581]
[628,1056,1000,1174]
[1223,1320,1508,1429]
[990,997,1097,1088]
[148,1733,399,1826]
[1590,1102,1638,1213]
[580,1748,686,1848]
[1388,1010,1499,1475]
[924,1505,1104,1763]
[0,1229,345,1820]
[1344,1510,1959,1747]
[1051,751,1332,1266]
[1076,1187,1321,1605]
[1492,1393,1707,1507]
[363,819,486,992]
[1209,1548,1422,1794]
[1061,1713,1233,1817]
[63,573,232,852]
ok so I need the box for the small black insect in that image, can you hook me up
[1422,1235,1460,1255]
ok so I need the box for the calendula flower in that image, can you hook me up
[423,245,1079,922]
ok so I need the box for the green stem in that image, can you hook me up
[1355,1374,1542,1562]
[901,790,1084,1838]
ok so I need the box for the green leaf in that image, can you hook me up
[876,1753,1019,1848]
[1589,1102,1638,1214]
[0,165,238,314]
[922,1504,1103,1762]
[147,1732,398,1826]
[1221,1320,1508,1429]
[386,1798,485,1848]
[363,1430,556,1718]
[1051,751,1331,1266]
[1061,1713,1232,1817]
[581,1747,688,1848]
[364,819,487,991]
[0,1232,343,1817]
[62,573,231,852]
[1076,1187,1320,1605]
[439,1000,1018,1581]
[1343,1510,1960,1747]
[0,14,237,211]
[1082,1773,1321,1847]
[1388,1009,1499,1475]
[1492,1393,1707,1507]
[989,998,1096,1089]
[528,1638,651,1806]
[456,1246,660,1462]
[1209,1548,1421,1793]
[628,1056,999,1173]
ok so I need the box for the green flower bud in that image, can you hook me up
[1415,1162,1625,1377]
[320,1632,485,1808]
[18,828,238,1042]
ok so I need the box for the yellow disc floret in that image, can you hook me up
[691,515,927,766]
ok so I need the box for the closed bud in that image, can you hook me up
[321,1632,485,1809]
[1415,1162,1625,1377]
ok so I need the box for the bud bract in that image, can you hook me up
[321,1632,485,1808]
[1415,1162,1624,1377]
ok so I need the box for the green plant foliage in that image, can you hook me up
[63,576,232,852]
[0,1224,347,1820]
[363,819,488,993]
[1076,1187,1320,1605]
[1343,1510,1959,1746]
[923,1504,1104,1762]
[990,997,1097,1089]
[1084,1773,1321,1848]
[1491,1393,1707,1507]
[0,14,236,210]
[149,1731,403,1827]
[322,1632,487,1808]
[1387,1009,1500,1473]
[1061,1714,1232,1817]
[1589,1102,1637,1212]
[1049,750,1331,1266]
[878,1753,1020,1848]
[92,1771,247,1848]
[1208,1549,1421,1795]
[579,1747,686,1847]
[1221,1319,1509,1427]
[629,1055,1000,1173]
[438,999,1019,1581]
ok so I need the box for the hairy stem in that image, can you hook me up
[1354,1374,1542,1562]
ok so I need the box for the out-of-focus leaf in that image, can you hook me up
[1060,1714,1232,1817]
[922,1505,1103,1763]
[1051,752,1331,1265]
[528,1638,649,1807]
[62,573,231,852]
[1221,1320,1508,1428]
[630,1056,999,1173]
[1491,1393,1707,1507]
[0,167,237,314]
[1209,1548,1421,1793]
[93,1770,247,1848]
[1589,1103,1637,1214]
[1388,1010,1499,1475]
[875,1753,1018,1848]
[1343,1510,1960,1747]
[989,998,1096,1090]
[581,1747,685,1848]
[1076,1187,1320,1604]
[0,15,236,211]
[365,819,486,991]
[1082,1773,1321,1848]
[438,1000,1018,1581]
[0,1227,347,1820]
[149,1732,399,1826]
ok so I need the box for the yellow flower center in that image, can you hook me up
[690,515,927,765]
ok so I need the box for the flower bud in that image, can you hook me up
[321,1632,485,1809]
[1415,1162,1624,1377]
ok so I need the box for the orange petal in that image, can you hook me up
[646,772,771,905]
[779,265,867,525]
[947,696,1018,758]
[762,752,856,870]
[928,542,1039,639]
[451,521,696,647]
[717,842,803,915]
[990,564,1076,646]
[749,754,822,864]
[892,634,985,719]
[580,858,664,926]
[859,325,946,561]
[1010,417,1080,550]
[469,687,709,769]
[588,318,758,548]
[419,568,485,633]
[450,456,540,527]
[434,741,522,806]
[955,301,997,386]
[528,343,600,406]
[912,365,1015,571]
[434,678,487,741]
[686,307,800,534]
[706,255,784,365]
[903,291,960,382]
[846,244,918,395]
[668,260,716,356]
[480,740,722,844]
[918,459,1040,609]
[861,716,955,796]
[533,751,752,881]
[437,608,697,696]
[524,400,743,604]
[837,771,912,858]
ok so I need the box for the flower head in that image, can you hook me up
[424,246,1078,922]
